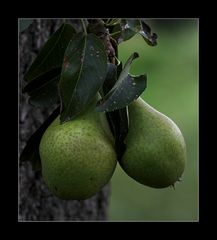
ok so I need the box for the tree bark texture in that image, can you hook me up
[19,19,110,221]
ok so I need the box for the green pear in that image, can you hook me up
[121,97,186,188]
[39,98,117,200]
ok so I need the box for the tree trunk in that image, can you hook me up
[18,19,110,221]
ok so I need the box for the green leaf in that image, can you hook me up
[110,19,157,47]
[96,52,147,112]
[97,75,147,112]
[20,107,60,171]
[139,20,158,46]
[24,23,75,82]
[28,75,60,107]
[102,63,117,96]
[106,108,129,161]
[109,20,139,43]
[59,33,107,123]
[122,19,141,33]
[102,63,129,160]
[23,67,61,93]
[101,61,122,96]
[102,64,128,160]
[118,52,139,80]
[102,62,129,159]
[19,19,33,32]
[122,28,135,41]
[23,67,61,107]
[119,19,141,42]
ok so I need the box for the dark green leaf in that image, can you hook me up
[101,61,122,96]
[28,75,60,107]
[23,67,61,107]
[59,33,107,123]
[19,19,33,32]
[118,52,139,79]
[103,64,128,160]
[96,52,147,112]
[96,74,147,112]
[110,19,157,47]
[23,67,61,93]
[106,108,129,162]
[24,23,75,82]
[122,28,136,41]
[101,60,130,162]
[140,20,158,46]
[119,19,141,42]
[102,63,128,161]
[20,107,60,171]
[126,19,141,31]
[102,63,117,96]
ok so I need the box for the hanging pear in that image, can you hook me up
[120,97,186,188]
[39,97,117,200]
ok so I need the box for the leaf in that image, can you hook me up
[19,19,33,33]
[101,61,122,96]
[23,67,61,93]
[102,63,117,96]
[101,63,128,160]
[96,52,147,112]
[106,108,129,161]
[59,33,107,123]
[118,52,139,80]
[126,19,141,31]
[24,23,75,82]
[109,20,138,43]
[114,19,141,43]
[110,19,157,46]
[28,75,60,107]
[103,64,128,160]
[23,67,61,107]
[97,75,147,112]
[120,19,141,41]
[20,107,60,171]
[140,20,158,46]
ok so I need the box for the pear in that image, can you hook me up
[39,98,117,200]
[121,97,186,188]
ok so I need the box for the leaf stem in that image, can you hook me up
[114,56,120,65]
[105,18,121,26]
[110,31,122,37]
[81,19,87,35]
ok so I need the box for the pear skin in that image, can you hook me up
[121,97,186,188]
[39,98,117,200]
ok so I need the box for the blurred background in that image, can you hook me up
[108,19,199,221]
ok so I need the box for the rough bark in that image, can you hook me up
[18,19,110,221]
